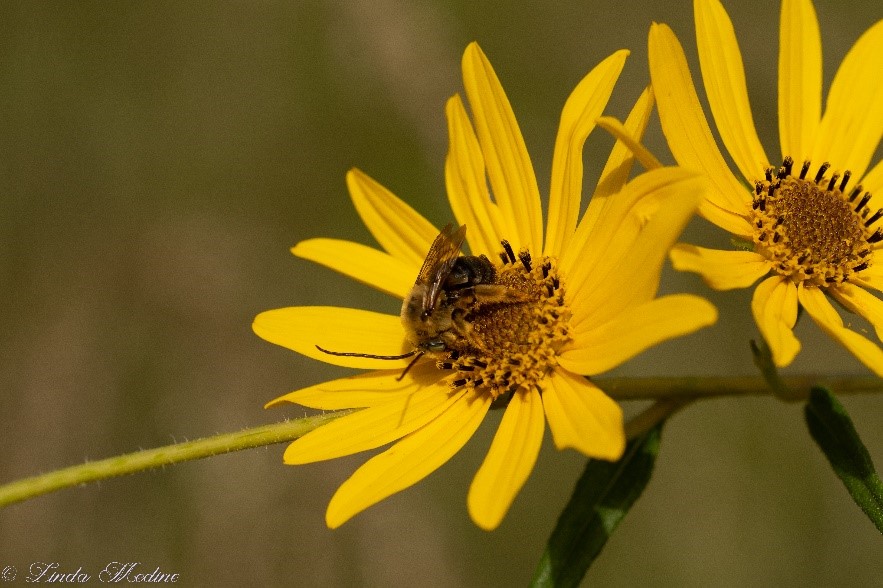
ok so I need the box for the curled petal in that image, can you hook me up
[468,387,545,531]
[595,116,662,171]
[570,86,656,260]
[595,86,656,200]
[670,244,770,290]
[751,276,800,367]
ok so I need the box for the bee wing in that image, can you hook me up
[416,223,466,315]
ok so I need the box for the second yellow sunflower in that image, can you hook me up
[650,0,883,373]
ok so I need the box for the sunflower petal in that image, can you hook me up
[694,0,769,182]
[282,381,463,465]
[830,283,883,342]
[545,50,628,257]
[853,268,883,294]
[462,42,543,253]
[798,284,883,377]
[698,198,755,237]
[325,387,492,529]
[567,169,705,329]
[853,254,883,293]
[751,275,800,367]
[670,243,770,290]
[253,306,411,370]
[593,86,655,200]
[648,22,752,217]
[468,387,545,531]
[778,0,822,162]
[568,87,656,265]
[861,158,883,196]
[445,94,509,257]
[292,238,416,299]
[542,369,625,460]
[810,20,883,181]
[595,116,662,170]
[267,362,444,410]
[564,167,698,283]
[346,168,439,265]
[560,294,717,376]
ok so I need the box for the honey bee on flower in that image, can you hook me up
[254,42,716,530]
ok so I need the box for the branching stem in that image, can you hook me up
[1,375,879,509]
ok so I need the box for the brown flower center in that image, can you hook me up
[750,157,879,286]
[437,243,571,400]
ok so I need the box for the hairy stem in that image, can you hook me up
[0,375,879,509]
[0,411,350,509]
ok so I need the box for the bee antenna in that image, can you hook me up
[396,352,425,382]
[314,345,418,360]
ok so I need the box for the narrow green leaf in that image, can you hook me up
[804,386,883,534]
[531,425,662,588]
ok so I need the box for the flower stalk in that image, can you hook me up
[1,376,880,510]
[0,411,350,509]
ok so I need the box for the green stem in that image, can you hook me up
[0,411,350,509]
[0,375,880,510]
[624,397,695,440]
[601,375,882,401]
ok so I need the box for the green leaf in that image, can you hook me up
[531,425,662,588]
[804,386,883,534]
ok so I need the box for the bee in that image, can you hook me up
[317,224,525,378]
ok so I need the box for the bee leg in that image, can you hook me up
[448,309,470,333]
[473,284,531,305]
[447,309,483,350]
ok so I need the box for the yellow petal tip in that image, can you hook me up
[467,502,503,532]
[264,396,289,409]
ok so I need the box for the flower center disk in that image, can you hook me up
[440,244,571,400]
[750,157,880,286]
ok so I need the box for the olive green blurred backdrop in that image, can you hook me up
[1,0,881,586]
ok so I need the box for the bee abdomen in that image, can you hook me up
[446,255,497,290]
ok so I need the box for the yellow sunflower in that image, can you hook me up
[253,42,716,531]
[650,0,883,373]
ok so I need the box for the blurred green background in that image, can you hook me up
[1,0,881,585]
